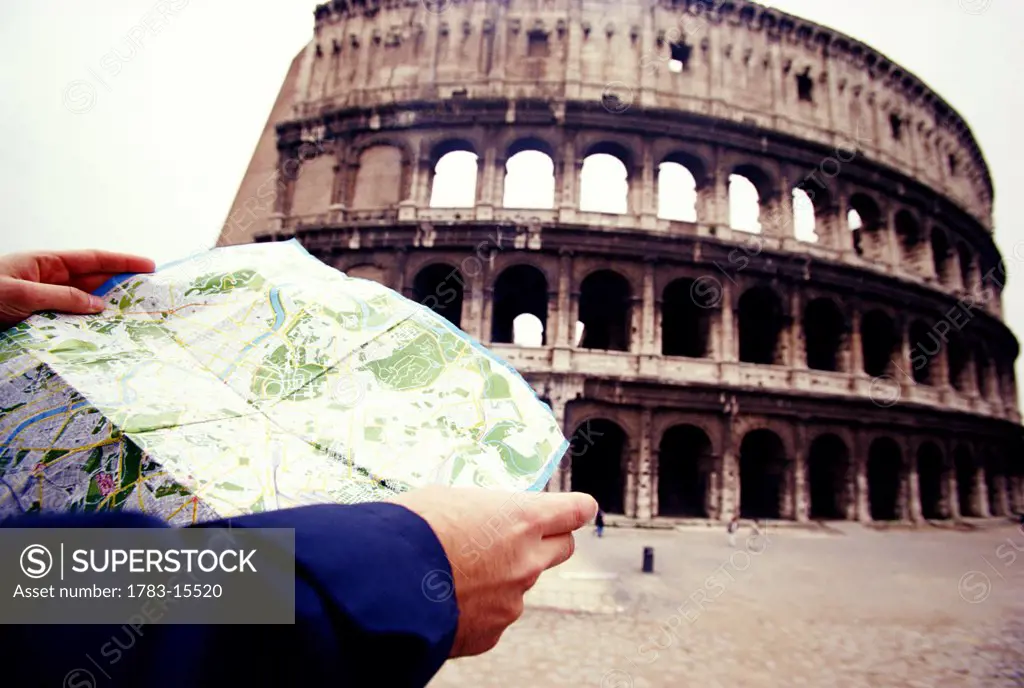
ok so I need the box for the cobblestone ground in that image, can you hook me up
[431,521,1024,688]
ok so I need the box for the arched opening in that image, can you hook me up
[909,320,938,385]
[947,333,971,393]
[657,162,698,221]
[955,446,980,517]
[931,229,955,287]
[848,193,883,259]
[985,450,1006,517]
[491,265,548,345]
[792,187,818,243]
[578,270,631,351]
[804,298,847,372]
[413,264,463,328]
[917,442,945,520]
[868,437,903,521]
[569,419,627,514]
[661,278,712,358]
[808,434,850,520]
[503,146,555,209]
[352,145,404,209]
[861,310,900,377]
[289,154,337,216]
[957,243,976,292]
[975,344,993,399]
[738,286,786,365]
[657,425,714,517]
[580,151,629,214]
[739,429,789,519]
[429,145,478,208]
[895,210,927,277]
[728,170,766,234]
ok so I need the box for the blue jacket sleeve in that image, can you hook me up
[3,504,459,688]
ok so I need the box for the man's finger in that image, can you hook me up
[69,274,127,295]
[534,533,576,571]
[55,250,156,277]
[9,281,104,316]
[527,492,598,537]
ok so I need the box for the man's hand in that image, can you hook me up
[392,486,597,657]
[0,250,156,328]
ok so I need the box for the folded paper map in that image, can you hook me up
[0,241,567,524]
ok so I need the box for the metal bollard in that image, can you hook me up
[642,546,654,573]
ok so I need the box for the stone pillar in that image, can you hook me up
[849,309,864,376]
[720,412,739,519]
[907,451,923,523]
[974,463,991,517]
[854,434,871,522]
[794,426,809,522]
[558,140,580,213]
[545,394,569,493]
[946,451,961,520]
[555,251,573,347]
[707,168,730,228]
[789,291,804,369]
[719,280,738,362]
[568,288,581,348]
[480,286,495,345]
[898,452,912,521]
[641,261,657,355]
[775,174,795,239]
[628,295,643,353]
[639,142,657,227]
[635,408,654,521]
[624,441,638,518]
[992,473,1009,517]
[412,156,432,207]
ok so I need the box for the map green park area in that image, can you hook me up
[0,241,567,524]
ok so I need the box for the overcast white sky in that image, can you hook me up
[1,0,1022,385]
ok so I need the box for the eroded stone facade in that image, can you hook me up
[219,0,1023,522]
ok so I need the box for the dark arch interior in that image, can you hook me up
[579,270,631,351]
[658,425,713,517]
[808,434,849,520]
[917,442,945,520]
[412,263,463,328]
[985,452,1005,516]
[861,310,899,377]
[739,430,788,519]
[909,320,937,385]
[804,299,847,372]
[955,447,979,517]
[738,287,785,365]
[868,438,902,521]
[662,278,711,358]
[491,265,548,344]
[731,163,774,201]
[947,335,970,392]
[569,419,627,514]
[957,243,974,289]
[931,230,953,286]
[975,347,992,398]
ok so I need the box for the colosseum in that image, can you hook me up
[219,0,1023,524]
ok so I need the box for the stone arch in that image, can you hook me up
[848,192,885,260]
[578,269,633,352]
[491,264,548,345]
[429,140,478,209]
[807,433,851,520]
[738,285,786,365]
[412,263,463,328]
[909,319,939,385]
[804,297,848,372]
[350,138,411,209]
[895,210,928,277]
[569,418,628,515]
[728,163,774,234]
[289,154,337,216]
[861,309,900,377]
[930,228,956,288]
[867,437,903,521]
[739,429,790,519]
[503,137,556,210]
[657,424,714,517]
[792,178,835,244]
[916,441,946,520]
[580,142,632,214]
[661,278,712,358]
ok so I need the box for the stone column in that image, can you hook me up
[993,473,1009,517]
[946,450,961,520]
[907,450,923,522]
[854,434,871,522]
[555,251,573,347]
[789,291,804,369]
[639,142,657,228]
[545,393,569,493]
[719,280,737,362]
[635,407,654,521]
[480,286,495,345]
[794,425,809,522]
[557,140,580,214]
[774,174,795,239]
[706,167,730,228]
[974,463,991,517]
[628,295,644,353]
[849,309,864,376]
[641,261,657,355]
[720,413,739,519]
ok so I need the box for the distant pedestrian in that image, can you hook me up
[727,514,739,547]
[594,508,605,538]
